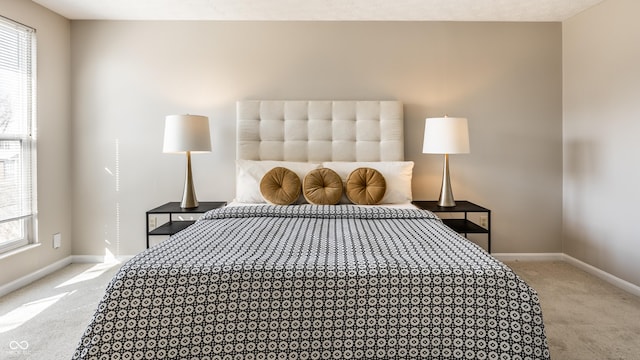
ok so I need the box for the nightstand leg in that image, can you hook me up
[488,212,492,253]
[146,214,150,249]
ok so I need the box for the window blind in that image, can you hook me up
[0,16,36,247]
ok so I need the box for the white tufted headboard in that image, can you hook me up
[237,101,404,162]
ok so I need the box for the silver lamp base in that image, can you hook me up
[438,154,456,207]
[181,151,199,209]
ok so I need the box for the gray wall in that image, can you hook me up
[0,0,71,286]
[70,21,563,257]
[563,0,640,286]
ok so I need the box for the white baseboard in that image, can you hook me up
[492,253,564,262]
[0,255,135,298]
[562,254,640,298]
[71,255,134,263]
[494,252,640,297]
[0,256,72,297]
[71,255,108,263]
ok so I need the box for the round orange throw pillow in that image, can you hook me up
[259,167,301,205]
[345,167,387,205]
[302,168,344,205]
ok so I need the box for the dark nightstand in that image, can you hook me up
[412,200,491,253]
[146,201,226,248]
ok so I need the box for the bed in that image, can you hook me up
[73,101,549,359]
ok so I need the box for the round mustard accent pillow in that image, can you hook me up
[346,167,387,205]
[259,167,301,205]
[302,168,344,205]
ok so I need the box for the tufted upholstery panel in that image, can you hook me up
[237,101,404,162]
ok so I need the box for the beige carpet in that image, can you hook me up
[0,263,122,360]
[506,261,640,360]
[0,261,639,359]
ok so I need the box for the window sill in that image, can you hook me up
[0,243,42,260]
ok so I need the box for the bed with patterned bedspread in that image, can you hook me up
[73,205,549,360]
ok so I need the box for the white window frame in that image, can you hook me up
[0,15,37,254]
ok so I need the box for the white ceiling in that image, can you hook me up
[33,0,605,21]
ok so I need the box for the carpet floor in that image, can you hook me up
[0,260,639,359]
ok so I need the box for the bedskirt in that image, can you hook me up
[73,205,549,359]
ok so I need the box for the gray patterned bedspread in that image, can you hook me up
[74,205,549,359]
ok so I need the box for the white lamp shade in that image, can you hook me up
[163,114,212,153]
[422,117,470,154]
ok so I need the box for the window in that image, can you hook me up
[0,16,36,253]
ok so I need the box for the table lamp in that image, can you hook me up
[163,114,211,208]
[422,116,470,207]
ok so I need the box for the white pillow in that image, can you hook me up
[322,161,414,204]
[236,160,322,203]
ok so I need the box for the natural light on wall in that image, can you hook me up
[102,139,120,261]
